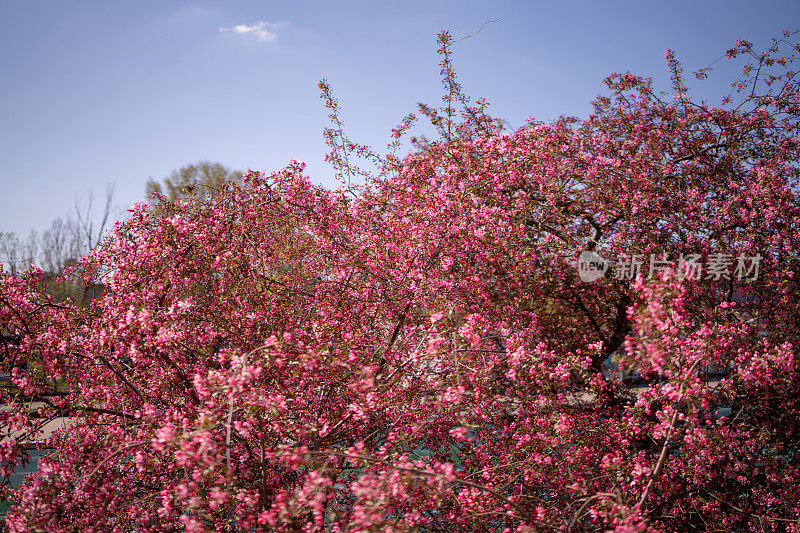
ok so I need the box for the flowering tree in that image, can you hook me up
[1,31,800,532]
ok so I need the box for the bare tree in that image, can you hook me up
[0,232,22,274]
[1,185,117,276]
[0,231,39,274]
[66,184,117,258]
[40,217,79,274]
[22,230,38,270]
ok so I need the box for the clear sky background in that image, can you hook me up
[2,1,799,237]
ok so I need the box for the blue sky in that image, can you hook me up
[2,1,798,237]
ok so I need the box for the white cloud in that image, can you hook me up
[218,20,288,42]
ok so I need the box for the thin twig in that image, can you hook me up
[453,19,501,44]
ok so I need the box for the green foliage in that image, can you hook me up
[145,161,243,202]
